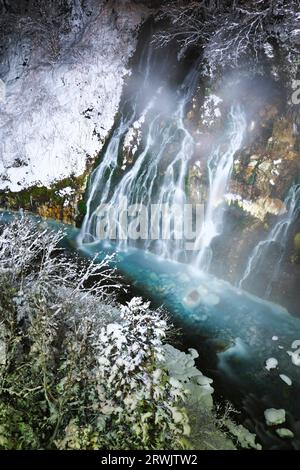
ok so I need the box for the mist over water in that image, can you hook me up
[79,43,249,271]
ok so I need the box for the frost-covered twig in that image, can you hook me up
[154,0,300,72]
[0,216,193,450]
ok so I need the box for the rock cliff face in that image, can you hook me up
[0,0,149,220]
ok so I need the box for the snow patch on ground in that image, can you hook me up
[0,0,148,191]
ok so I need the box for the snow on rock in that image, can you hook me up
[200,94,223,127]
[225,193,286,221]
[161,344,214,409]
[225,422,262,450]
[0,0,149,191]
[279,374,292,386]
[276,428,294,439]
[57,186,75,197]
[183,285,220,309]
[264,408,286,426]
[265,357,278,371]
[0,324,6,365]
[291,340,300,349]
[287,348,300,366]
[123,113,146,161]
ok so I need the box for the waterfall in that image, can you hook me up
[239,184,300,295]
[195,106,246,271]
[78,43,246,267]
[78,48,200,260]
[78,43,156,246]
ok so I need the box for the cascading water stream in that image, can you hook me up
[239,184,300,295]
[78,49,201,260]
[195,107,246,271]
[78,40,246,267]
[78,43,156,246]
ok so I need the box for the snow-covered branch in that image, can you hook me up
[0,216,192,449]
[154,0,300,71]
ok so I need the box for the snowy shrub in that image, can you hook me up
[0,216,191,450]
[90,298,191,450]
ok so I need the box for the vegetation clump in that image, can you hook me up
[0,216,191,450]
[0,216,261,450]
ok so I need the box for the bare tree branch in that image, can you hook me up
[154,0,300,72]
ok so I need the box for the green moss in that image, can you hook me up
[247,172,257,186]
[0,173,87,215]
[77,199,87,218]
[294,233,300,254]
